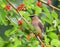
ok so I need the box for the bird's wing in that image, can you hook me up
[38,22,44,33]
[38,22,44,30]
[38,22,44,40]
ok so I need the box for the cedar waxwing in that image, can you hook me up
[29,14,44,40]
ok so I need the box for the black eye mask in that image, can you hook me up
[29,16,34,18]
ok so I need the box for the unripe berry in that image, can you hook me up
[36,1,41,7]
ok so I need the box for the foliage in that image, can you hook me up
[0,0,60,47]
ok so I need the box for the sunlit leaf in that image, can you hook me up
[51,39,60,47]
[51,10,58,20]
[47,32,58,39]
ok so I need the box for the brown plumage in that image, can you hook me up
[30,14,45,47]
[29,14,44,39]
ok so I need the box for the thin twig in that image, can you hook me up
[38,0,60,12]
[6,16,11,22]
[6,0,45,46]
[36,36,45,47]
[6,0,30,26]
[6,16,45,47]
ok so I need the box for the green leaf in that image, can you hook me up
[42,5,50,13]
[41,16,52,24]
[32,41,39,47]
[5,29,11,37]
[47,32,58,39]
[0,2,6,7]
[42,6,53,23]
[5,27,17,37]
[44,35,50,45]
[10,17,18,25]
[20,11,30,21]
[24,0,35,5]
[0,37,5,47]
[35,6,42,15]
[58,25,60,31]
[51,39,60,47]
[0,8,7,25]
[47,26,56,32]
[13,37,21,47]
[51,10,58,20]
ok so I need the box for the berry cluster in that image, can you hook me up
[4,4,11,11]
[16,3,25,11]
[4,1,51,25]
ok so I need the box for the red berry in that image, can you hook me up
[26,35,30,39]
[16,6,22,11]
[4,4,11,11]
[47,0,51,5]
[36,1,41,7]
[18,20,22,25]
[19,3,25,7]
[16,3,25,11]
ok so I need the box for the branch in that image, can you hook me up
[6,0,30,26]
[6,15,45,46]
[6,16,11,22]
[6,16,45,47]
[6,0,45,46]
[36,35,45,47]
[39,0,60,12]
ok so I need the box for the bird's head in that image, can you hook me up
[29,14,36,20]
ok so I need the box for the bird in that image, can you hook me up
[29,14,44,40]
